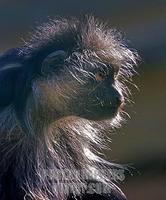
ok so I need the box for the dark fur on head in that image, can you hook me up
[0,16,138,200]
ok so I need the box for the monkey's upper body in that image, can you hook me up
[0,17,138,200]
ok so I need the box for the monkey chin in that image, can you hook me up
[76,105,121,122]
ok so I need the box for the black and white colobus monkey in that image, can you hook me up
[0,16,138,200]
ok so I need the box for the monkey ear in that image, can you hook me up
[41,50,67,73]
[0,48,22,109]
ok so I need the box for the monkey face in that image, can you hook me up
[32,49,124,122]
[0,17,137,131]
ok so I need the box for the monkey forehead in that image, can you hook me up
[20,16,136,66]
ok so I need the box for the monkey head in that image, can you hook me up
[0,17,137,132]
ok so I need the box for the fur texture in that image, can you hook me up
[0,16,138,200]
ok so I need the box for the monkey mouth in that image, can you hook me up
[78,104,121,121]
[119,102,125,110]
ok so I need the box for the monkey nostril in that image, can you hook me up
[115,96,124,107]
[116,96,121,104]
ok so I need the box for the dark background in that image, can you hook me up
[0,1,165,199]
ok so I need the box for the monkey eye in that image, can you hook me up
[42,50,67,73]
[95,71,108,81]
[94,64,119,81]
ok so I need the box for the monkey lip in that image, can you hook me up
[79,104,121,121]
[119,102,125,110]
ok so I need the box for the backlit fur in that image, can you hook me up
[0,16,139,200]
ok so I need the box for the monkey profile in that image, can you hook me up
[0,16,138,200]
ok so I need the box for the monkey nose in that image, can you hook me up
[116,96,123,106]
[118,98,125,111]
[103,86,124,107]
[112,92,124,107]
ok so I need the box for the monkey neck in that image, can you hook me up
[0,106,125,200]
